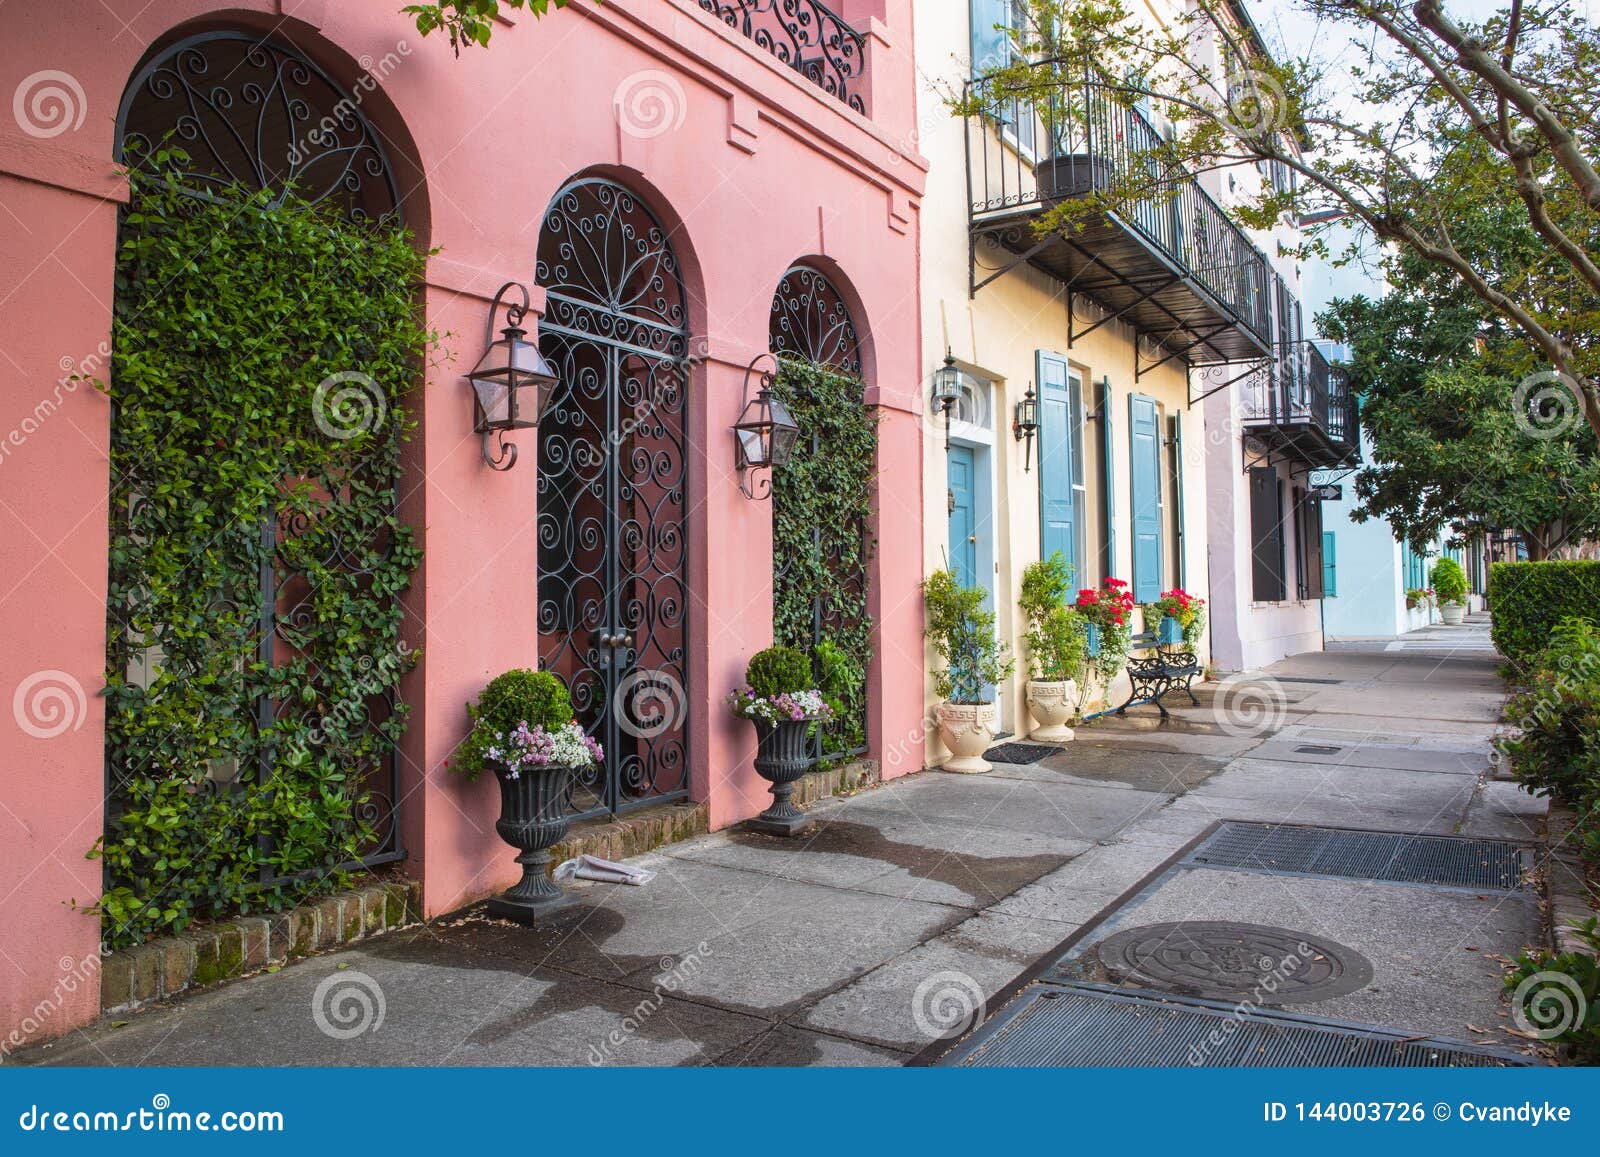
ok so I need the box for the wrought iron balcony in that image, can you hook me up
[699,0,867,113]
[964,65,1273,375]
[1239,340,1359,467]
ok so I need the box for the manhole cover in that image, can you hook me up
[1092,921,1373,1003]
[982,742,1057,764]
[1294,744,1343,754]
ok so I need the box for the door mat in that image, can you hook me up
[982,742,1058,765]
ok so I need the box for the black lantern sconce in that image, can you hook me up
[467,281,559,471]
[1013,382,1040,472]
[734,353,801,500]
[931,352,964,451]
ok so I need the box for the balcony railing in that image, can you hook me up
[699,0,867,113]
[1239,340,1359,466]
[964,64,1272,361]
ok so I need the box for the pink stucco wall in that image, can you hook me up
[0,0,925,1047]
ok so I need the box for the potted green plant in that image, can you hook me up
[924,568,1015,773]
[1019,552,1088,742]
[729,645,833,835]
[454,669,602,923]
[1431,557,1469,625]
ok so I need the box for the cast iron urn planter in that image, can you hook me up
[745,717,821,837]
[486,762,580,923]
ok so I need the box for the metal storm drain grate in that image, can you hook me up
[1092,921,1373,1003]
[939,983,1532,1067]
[1275,677,1343,685]
[1293,744,1343,754]
[1186,822,1528,891]
[982,742,1058,765]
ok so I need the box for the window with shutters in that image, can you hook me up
[1249,466,1287,602]
[971,0,1036,154]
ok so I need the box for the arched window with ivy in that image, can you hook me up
[768,265,875,761]
[97,31,426,947]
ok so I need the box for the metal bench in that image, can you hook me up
[1115,631,1201,718]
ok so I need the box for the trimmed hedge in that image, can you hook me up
[1489,561,1600,671]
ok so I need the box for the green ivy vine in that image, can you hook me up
[770,360,879,755]
[93,163,432,948]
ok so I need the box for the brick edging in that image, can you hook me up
[100,880,421,1015]
[1543,804,1597,956]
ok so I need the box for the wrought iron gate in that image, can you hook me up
[535,179,692,820]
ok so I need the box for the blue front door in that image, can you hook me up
[948,446,978,589]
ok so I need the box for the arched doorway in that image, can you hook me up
[767,264,873,761]
[535,178,692,820]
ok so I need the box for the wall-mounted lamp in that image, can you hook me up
[468,281,559,471]
[1013,382,1040,472]
[931,352,964,451]
[734,353,800,500]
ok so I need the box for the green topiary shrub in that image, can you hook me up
[745,645,814,697]
[1489,561,1600,672]
[1430,557,1468,605]
[455,669,574,780]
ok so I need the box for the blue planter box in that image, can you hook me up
[1158,615,1184,645]
[1085,623,1101,658]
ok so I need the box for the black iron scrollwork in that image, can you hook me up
[698,0,868,114]
[116,31,401,226]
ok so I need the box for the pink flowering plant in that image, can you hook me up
[484,721,603,780]
[728,644,835,724]
[454,668,602,780]
[729,687,835,724]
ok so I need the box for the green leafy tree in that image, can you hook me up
[958,0,1600,438]
[404,0,573,51]
[1320,203,1600,559]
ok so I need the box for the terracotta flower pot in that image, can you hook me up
[936,701,997,774]
[1027,679,1077,743]
[486,762,580,923]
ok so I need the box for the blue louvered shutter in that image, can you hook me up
[1129,393,1162,602]
[970,0,1008,76]
[1322,531,1337,597]
[1170,410,1185,590]
[1037,351,1077,573]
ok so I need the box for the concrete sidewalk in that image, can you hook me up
[18,616,1543,1066]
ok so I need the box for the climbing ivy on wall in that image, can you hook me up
[770,360,878,755]
[93,164,432,948]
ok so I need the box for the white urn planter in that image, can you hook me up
[1440,601,1467,625]
[1026,680,1077,743]
[936,701,997,774]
